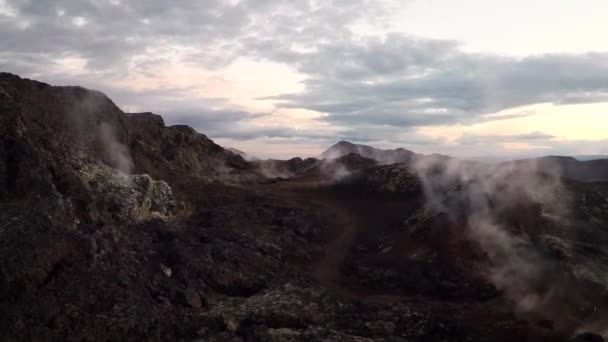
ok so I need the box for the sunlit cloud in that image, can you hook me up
[0,0,607,158]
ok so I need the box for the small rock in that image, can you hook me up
[380,246,393,254]
[222,314,240,333]
[160,264,172,277]
[184,288,202,309]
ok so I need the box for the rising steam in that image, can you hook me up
[98,122,134,178]
[412,155,571,319]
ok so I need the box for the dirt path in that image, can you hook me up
[260,180,408,304]
[307,197,357,288]
[266,184,358,285]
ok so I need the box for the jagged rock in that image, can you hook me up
[80,164,175,222]
[205,282,324,333]
[126,112,254,182]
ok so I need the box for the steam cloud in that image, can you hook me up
[98,122,134,178]
[412,155,573,321]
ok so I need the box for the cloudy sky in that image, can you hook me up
[2,0,608,158]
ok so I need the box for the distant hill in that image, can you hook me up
[513,156,608,182]
[322,141,608,182]
[321,141,416,164]
[573,155,608,161]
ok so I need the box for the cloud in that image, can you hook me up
[1,0,607,157]
[169,109,342,142]
[0,0,248,69]
[0,0,389,72]
[264,36,608,128]
[458,131,556,145]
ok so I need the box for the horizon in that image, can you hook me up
[1,0,608,159]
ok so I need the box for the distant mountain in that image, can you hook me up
[323,141,608,183]
[321,141,416,164]
[573,155,608,161]
[467,155,608,164]
[511,156,608,182]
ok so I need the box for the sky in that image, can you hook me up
[1,0,608,159]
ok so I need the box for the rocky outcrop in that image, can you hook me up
[126,112,253,182]
[200,281,473,341]
[255,157,319,179]
[0,73,254,196]
[80,164,176,222]
[333,163,421,194]
[287,153,378,183]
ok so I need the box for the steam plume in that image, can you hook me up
[412,155,568,318]
[98,122,134,178]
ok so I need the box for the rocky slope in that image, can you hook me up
[0,73,607,341]
[127,112,254,182]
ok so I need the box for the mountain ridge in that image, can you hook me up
[321,140,417,164]
[321,140,608,182]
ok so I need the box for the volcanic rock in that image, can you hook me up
[1,73,608,341]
